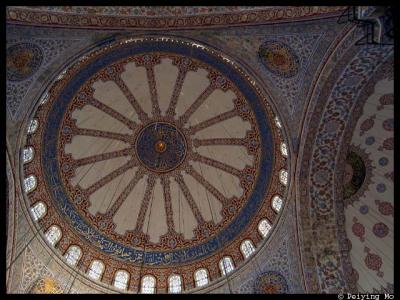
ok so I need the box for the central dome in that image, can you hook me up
[23,35,288,292]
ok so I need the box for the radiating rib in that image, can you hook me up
[188,108,237,133]
[87,96,137,130]
[193,138,245,147]
[166,68,187,117]
[174,174,205,225]
[106,168,145,218]
[187,166,229,205]
[84,159,136,195]
[135,175,156,232]
[113,75,150,123]
[146,67,161,118]
[191,152,241,177]
[75,148,132,167]
[73,127,134,144]
[178,84,215,125]
[161,177,175,231]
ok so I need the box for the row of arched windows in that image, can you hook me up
[29,193,283,293]
[274,116,289,187]
[23,119,38,197]
[28,220,278,293]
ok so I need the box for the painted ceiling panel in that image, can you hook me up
[170,178,197,240]
[186,89,236,127]
[190,161,243,199]
[92,80,139,123]
[113,174,148,235]
[174,68,210,118]
[64,136,129,158]
[195,145,253,171]
[71,156,130,189]
[193,116,252,139]
[87,169,133,215]
[154,58,179,115]
[72,105,133,135]
[121,63,153,117]
[142,179,169,243]
[183,171,222,224]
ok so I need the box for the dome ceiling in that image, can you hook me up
[23,36,289,291]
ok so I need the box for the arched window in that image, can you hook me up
[272,195,283,212]
[57,69,67,81]
[279,169,288,186]
[258,219,272,238]
[114,270,129,290]
[24,175,37,193]
[88,260,104,280]
[64,245,82,266]
[219,256,235,276]
[45,225,61,246]
[240,239,255,259]
[141,275,156,294]
[27,119,39,134]
[194,268,209,287]
[280,142,288,157]
[274,116,282,129]
[23,147,35,163]
[30,201,47,221]
[40,92,49,105]
[168,274,182,294]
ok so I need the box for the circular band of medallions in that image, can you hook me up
[23,36,289,290]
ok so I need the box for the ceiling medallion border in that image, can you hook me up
[23,36,289,291]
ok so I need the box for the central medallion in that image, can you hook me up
[135,122,187,173]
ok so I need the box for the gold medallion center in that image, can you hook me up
[155,140,167,153]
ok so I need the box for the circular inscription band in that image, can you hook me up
[135,122,187,173]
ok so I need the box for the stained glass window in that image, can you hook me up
[64,245,82,266]
[45,225,61,246]
[279,169,288,186]
[219,256,234,276]
[168,275,182,294]
[280,142,288,157]
[30,201,46,221]
[114,270,129,290]
[24,175,37,193]
[274,116,282,129]
[23,147,35,163]
[258,219,272,238]
[272,195,283,212]
[88,260,104,280]
[240,239,255,259]
[27,119,39,134]
[141,275,156,294]
[194,269,209,287]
